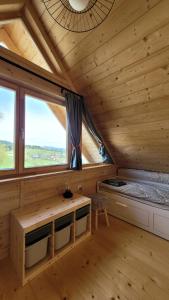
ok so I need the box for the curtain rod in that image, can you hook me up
[0,54,83,98]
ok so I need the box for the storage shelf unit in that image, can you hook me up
[10,194,91,285]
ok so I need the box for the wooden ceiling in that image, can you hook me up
[3,19,52,72]
[1,0,169,172]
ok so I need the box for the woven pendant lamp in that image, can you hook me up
[43,0,116,33]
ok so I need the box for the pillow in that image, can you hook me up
[102,179,126,187]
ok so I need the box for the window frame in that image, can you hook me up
[0,80,69,178]
[20,88,69,175]
[0,78,104,179]
[0,79,20,177]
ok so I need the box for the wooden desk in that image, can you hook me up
[10,194,91,285]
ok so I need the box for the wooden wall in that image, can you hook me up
[0,165,115,260]
[4,19,52,73]
[32,0,169,172]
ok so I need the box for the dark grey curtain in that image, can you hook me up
[82,98,113,164]
[64,91,83,170]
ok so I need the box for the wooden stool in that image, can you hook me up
[91,193,110,230]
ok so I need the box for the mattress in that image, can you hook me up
[100,179,169,206]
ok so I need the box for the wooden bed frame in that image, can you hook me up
[97,182,169,241]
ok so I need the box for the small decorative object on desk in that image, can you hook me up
[63,185,73,199]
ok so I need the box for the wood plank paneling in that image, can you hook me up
[0,182,20,260]
[0,215,9,260]
[20,165,114,206]
[0,182,20,216]
[31,0,169,172]
[64,0,162,72]
[1,1,169,264]
[0,165,115,260]
[4,19,52,73]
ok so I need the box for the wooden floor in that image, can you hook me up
[1,216,169,300]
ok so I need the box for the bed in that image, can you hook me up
[97,168,169,240]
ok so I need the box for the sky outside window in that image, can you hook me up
[24,95,67,167]
[0,86,16,170]
[25,95,66,148]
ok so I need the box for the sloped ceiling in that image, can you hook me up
[30,0,169,173]
[3,19,52,72]
[1,0,169,172]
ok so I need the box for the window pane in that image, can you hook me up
[0,86,16,170]
[82,124,103,164]
[0,42,8,49]
[25,95,67,168]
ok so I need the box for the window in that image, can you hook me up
[82,123,103,165]
[24,94,67,168]
[0,42,8,49]
[0,81,67,178]
[0,79,103,179]
[0,84,17,175]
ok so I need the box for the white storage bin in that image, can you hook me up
[55,225,71,250]
[76,215,88,237]
[25,236,49,268]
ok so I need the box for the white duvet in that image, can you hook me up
[101,180,169,206]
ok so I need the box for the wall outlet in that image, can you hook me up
[77,184,83,191]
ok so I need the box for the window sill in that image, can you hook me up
[0,163,113,184]
[82,163,112,169]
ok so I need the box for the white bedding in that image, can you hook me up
[100,179,169,206]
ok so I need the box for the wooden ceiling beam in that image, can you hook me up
[22,15,60,76]
[0,11,21,25]
[0,0,25,25]
[0,46,69,93]
[0,28,20,53]
[22,1,75,90]
[0,0,25,13]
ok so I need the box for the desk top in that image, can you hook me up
[12,194,91,233]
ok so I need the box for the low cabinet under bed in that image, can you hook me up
[97,181,169,241]
[10,194,91,286]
